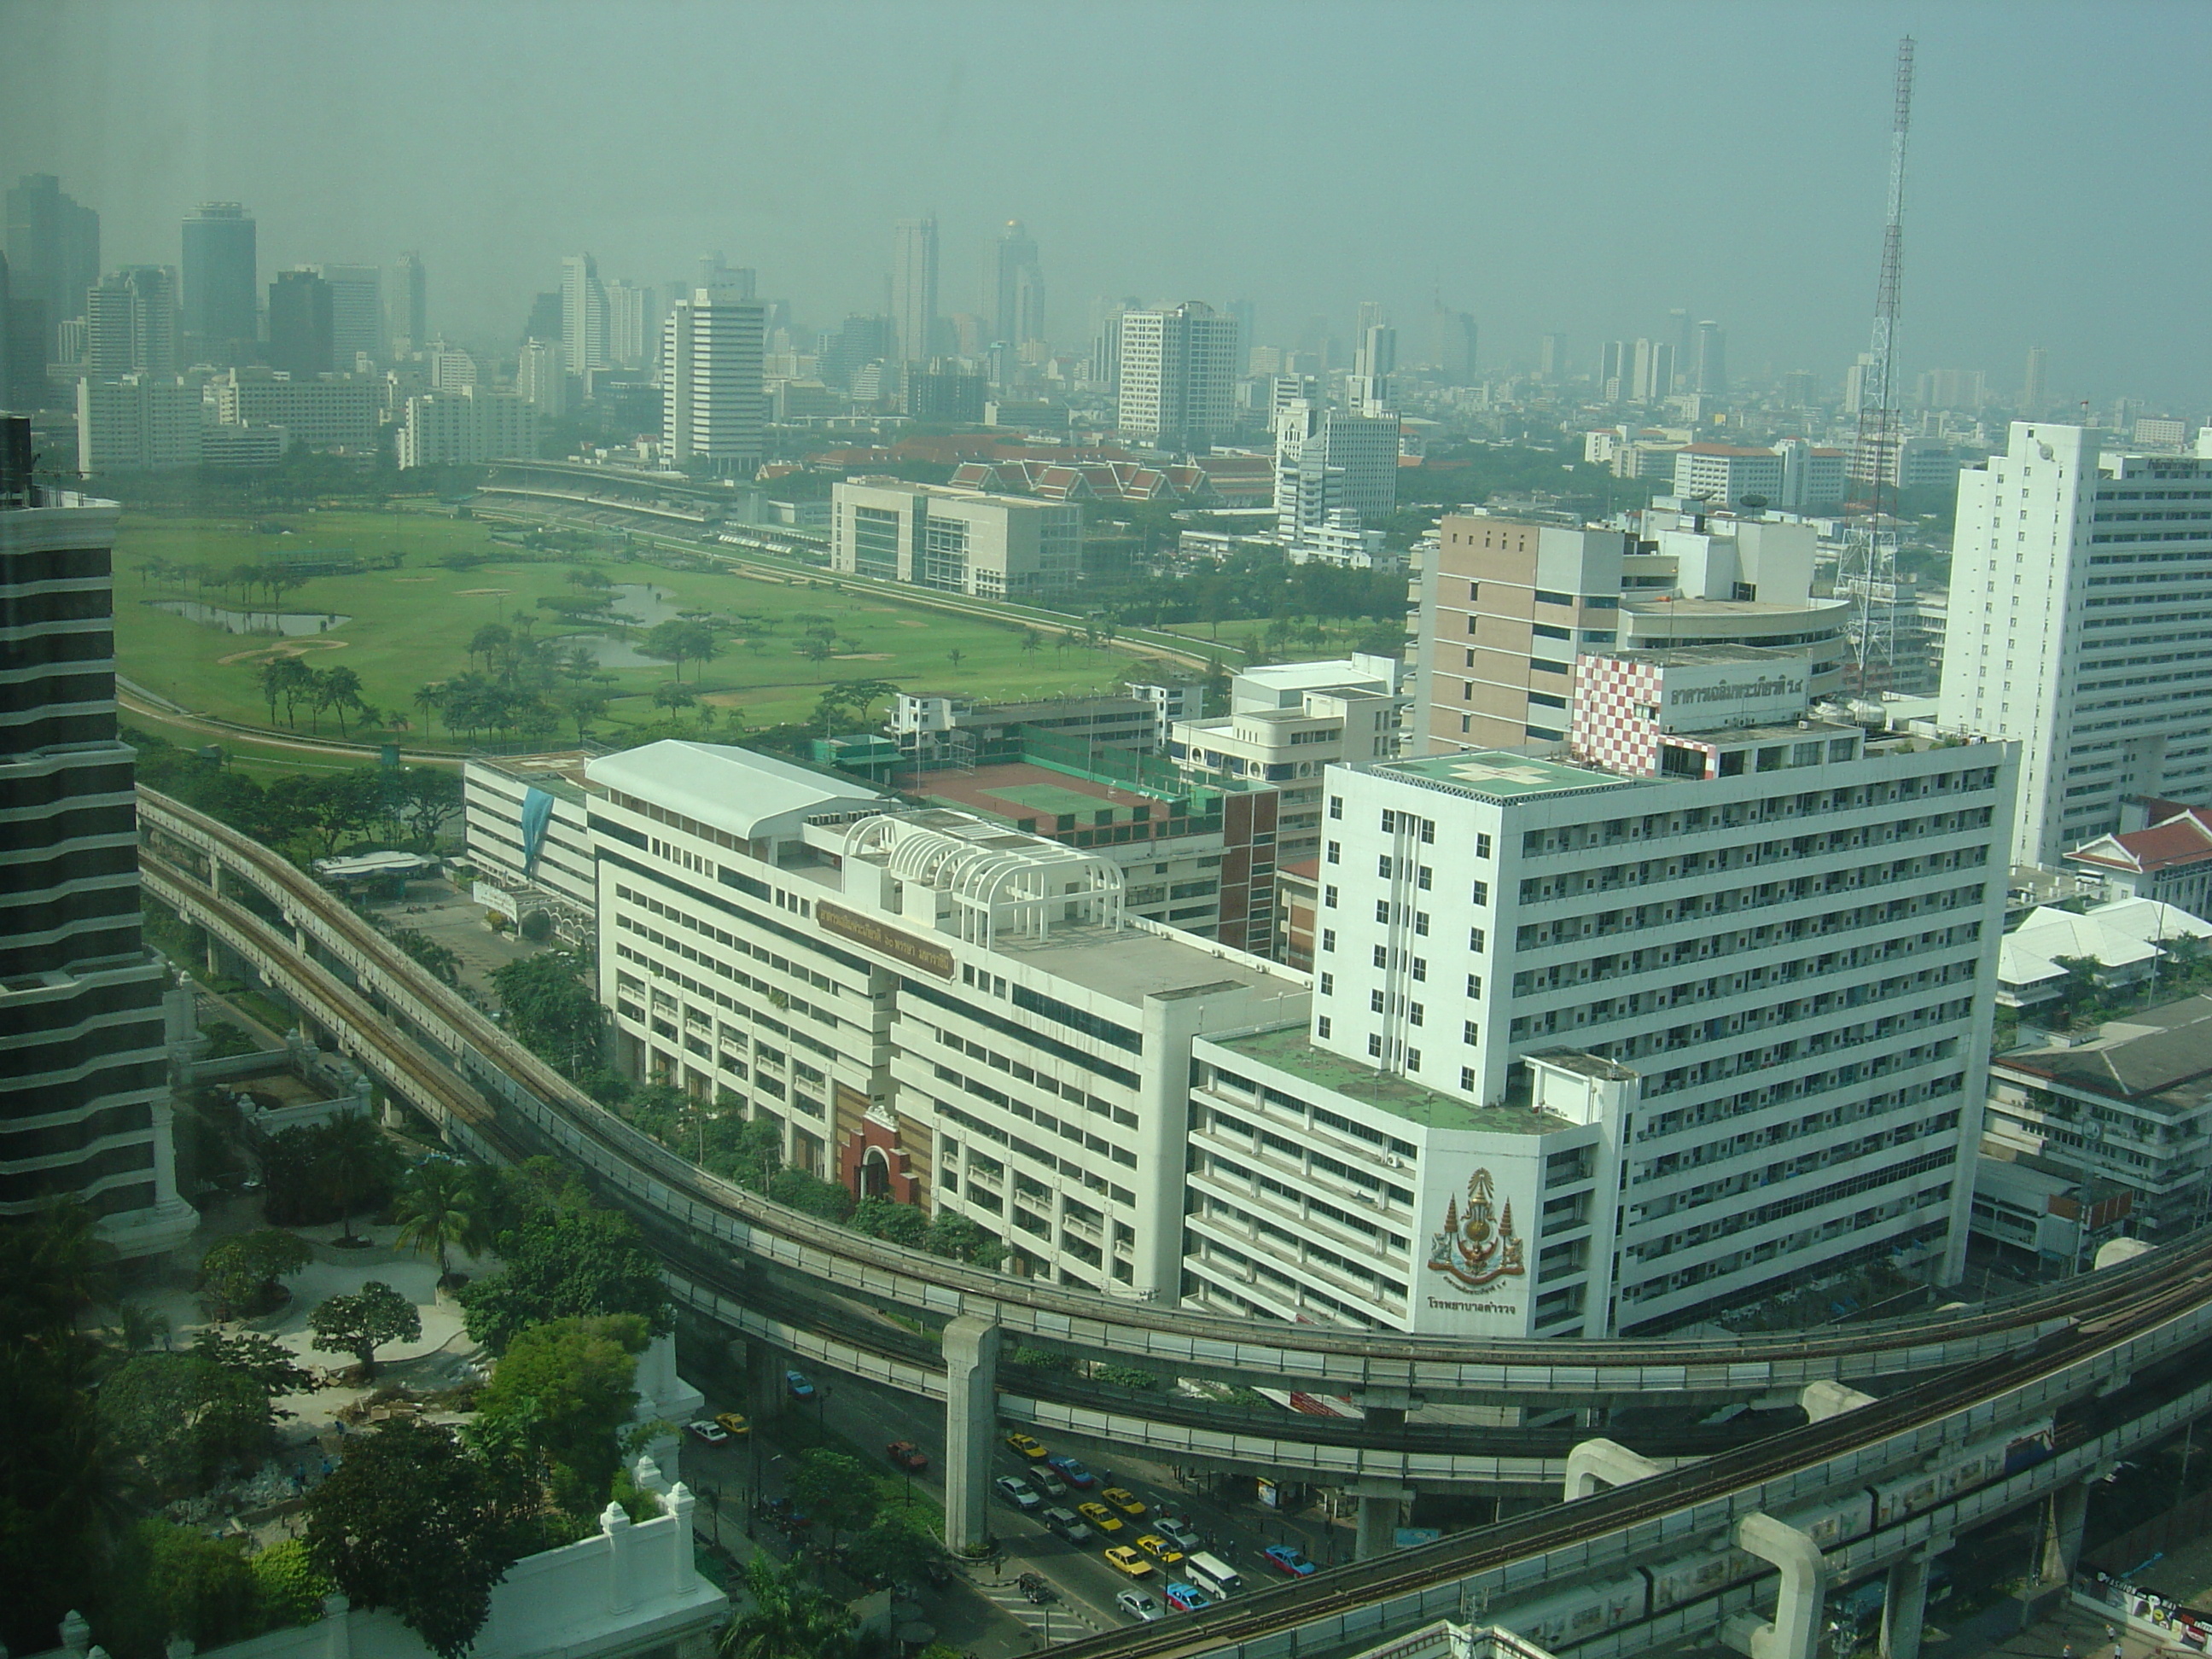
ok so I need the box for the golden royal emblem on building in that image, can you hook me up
[1426,1168,1525,1291]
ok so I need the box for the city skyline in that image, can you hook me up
[4,2,2209,405]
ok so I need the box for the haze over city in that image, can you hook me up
[5,0,2209,403]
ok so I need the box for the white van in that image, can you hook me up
[1185,1551,1243,1598]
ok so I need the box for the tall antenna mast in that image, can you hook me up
[1847,37,1915,698]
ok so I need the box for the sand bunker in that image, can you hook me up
[217,638,352,667]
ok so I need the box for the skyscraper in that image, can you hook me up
[696,253,755,298]
[181,203,257,363]
[4,173,99,362]
[317,265,382,368]
[2022,346,2049,413]
[1631,339,1675,404]
[1350,321,1396,415]
[560,253,608,383]
[1691,319,1726,396]
[890,218,938,363]
[1114,301,1238,452]
[1939,422,2212,866]
[1538,332,1566,382]
[266,269,334,376]
[0,416,194,1254]
[990,219,1044,349]
[1424,305,1476,386]
[607,281,659,370]
[387,251,427,352]
[84,267,177,379]
[517,336,567,417]
[661,288,765,474]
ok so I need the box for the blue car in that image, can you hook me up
[1045,1454,1097,1487]
[1264,1544,1318,1578]
[785,1370,817,1399]
[1163,1581,1211,1612]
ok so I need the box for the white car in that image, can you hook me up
[994,1475,1042,1511]
[686,1418,730,1445]
[1116,1589,1163,1621]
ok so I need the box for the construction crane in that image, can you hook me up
[1844,37,1916,698]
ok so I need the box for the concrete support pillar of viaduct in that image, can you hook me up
[1881,1543,1947,1659]
[1722,1512,1828,1659]
[1563,1437,1664,1502]
[941,1315,1001,1557]
[1352,1388,1419,1432]
[1352,1481,1412,1560]
[2042,1476,2094,1587]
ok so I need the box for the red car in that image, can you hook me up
[887,1441,929,1472]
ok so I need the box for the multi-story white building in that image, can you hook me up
[463,753,598,936]
[606,280,657,370]
[394,387,536,470]
[209,368,379,450]
[1672,445,1784,509]
[588,742,1302,1292]
[561,253,608,381]
[1185,647,2017,1336]
[1115,302,1239,452]
[661,288,765,476]
[1938,423,2212,867]
[517,337,566,418]
[76,375,202,474]
[830,478,1079,600]
[1274,399,1399,565]
[1169,654,1406,863]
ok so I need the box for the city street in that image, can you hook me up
[678,1362,1350,1652]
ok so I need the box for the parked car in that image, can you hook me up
[1102,1486,1147,1518]
[1103,1545,1153,1578]
[713,1411,750,1437]
[686,1418,729,1445]
[994,1475,1042,1511]
[1077,1500,1125,1534]
[1046,1454,1097,1487]
[1134,1534,1185,1566]
[1164,1582,1212,1613]
[887,1441,928,1472]
[1263,1544,1318,1578]
[784,1370,817,1399]
[1115,1590,1162,1621]
[1004,1430,1049,1460]
[1042,1506,1095,1544]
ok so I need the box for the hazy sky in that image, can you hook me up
[5,0,2208,406]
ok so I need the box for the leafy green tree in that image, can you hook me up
[394,765,464,845]
[198,1228,313,1318]
[190,1328,317,1400]
[491,950,605,1076]
[317,665,367,737]
[99,1520,261,1653]
[923,1210,1005,1269]
[315,1110,399,1244]
[250,1537,334,1627]
[717,1556,864,1659]
[102,1353,277,1493]
[766,1166,853,1223]
[385,924,462,987]
[307,1282,422,1379]
[394,1159,489,1280]
[457,1204,672,1356]
[652,681,699,714]
[843,1516,943,1588]
[476,1313,647,1515]
[848,1197,928,1248]
[304,1418,521,1659]
[785,1448,878,1549]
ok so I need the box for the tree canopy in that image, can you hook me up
[476,1313,648,1515]
[457,1202,672,1355]
[307,1281,422,1378]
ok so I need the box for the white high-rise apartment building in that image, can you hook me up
[77,375,202,473]
[1273,399,1399,566]
[1115,302,1238,452]
[607,281,657,370]
[561,253,609,381]
[395,387,537,469]
[517,337,567,418]
[661,288,765,475]
[891,218,939,363]
[1938,422,2212,867]
[1350,322,1396,415]
[1185,648,2015,1336]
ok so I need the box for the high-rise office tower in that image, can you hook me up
[517,337,567,417]
[317,265,382,368]
[891,218,939,363]
[990,219,1044,350]
[0,417,193,1253]
[266,269,334,376]
[1114,301,1239,452]
[1538,332,1566,382]
[696,253,755,298]
[387,251,427,353]
[1691,320,1726,395]
[4,174,99,362]
[1424,305,1476,386]
[1939,422,2212,866]
[818,314,894,390]
[1669,306,1691,373]
[2022,346,2049,413]
[1227,299,1256,366]
[661,288,765,474]
[1274,399,1400,562]
[84,267,178,379]
[561,253,609,382]
[1350,322,1397,415]
[607,281,659,370]
[1631,339,1675,404]
[181,203,257,363]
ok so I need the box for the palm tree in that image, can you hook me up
[718,1557,869,1659]
[319,666,365,737]
[315,1111,397,1245]
[414,682,445,739]
[393,1161,486,1283]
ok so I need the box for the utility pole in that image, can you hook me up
[1846,37,1916,698]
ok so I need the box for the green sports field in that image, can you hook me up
[110,509,1166,748]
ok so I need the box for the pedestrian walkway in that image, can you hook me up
[962,1565,1107,1645]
